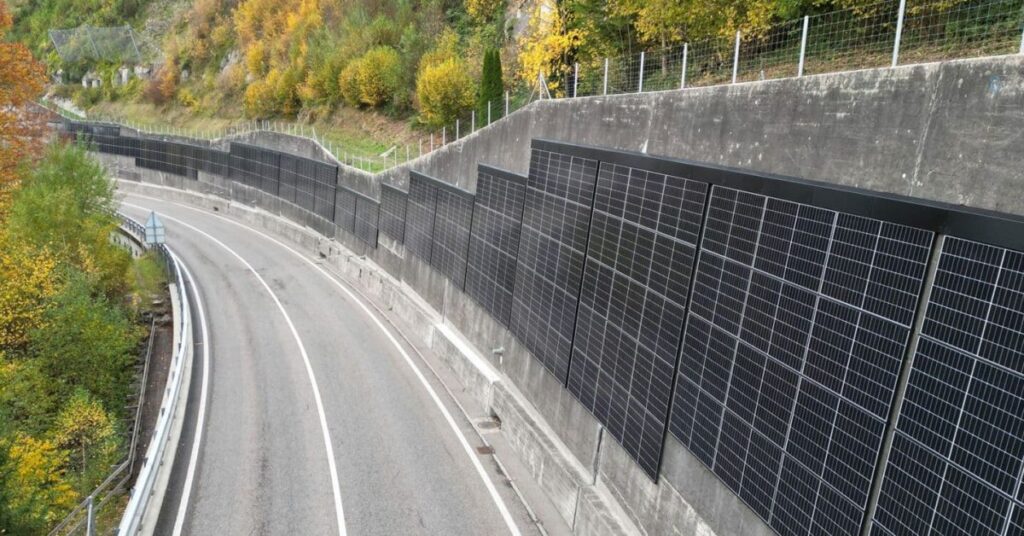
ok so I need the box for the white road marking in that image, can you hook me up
[122,202,348,536]
[123,194,522,536]
[167,250,210,536]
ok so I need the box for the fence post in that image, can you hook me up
[573,63,579,98]
[892,0,907,67]
[442,126,446,145]
[732,31,741,84]
[505,91,509,116]
[1019,22,1023,54]
[419,139,423,156]
[488,101,492,124]
[798,16,809,77]
[637,51,645,93]
[471,111,475,133]
[603,58,609,95]
[430,134,434,152]
[86,495,96,536]
[456,119,460,139]
[680,43,688,89]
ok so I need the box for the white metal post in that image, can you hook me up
[471,111,475,132]
[1019,23,1023,54]
[680,43,688,89]
[505,91,509,116]
[732,31,741,84]
[892,0,907,67]
[488,101,492,124]
[603,58,609,95]
[456,119,460,139]
[442,126,446,145]
[86,496,95,536]
[573,63,579,98]
[798,16,809,77]
[637,51,645,92]
[430,134,434,152]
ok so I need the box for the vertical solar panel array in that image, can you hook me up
[465,166,527,326]
[567,162,708,478]
[405,173,437,263]
[430,186,474,289]
[379,184,408,244]
[353,196,380,247]
[335,187,357,234]
[873,237,1024,536]
[510,147,599,382]
[669,185,934,535]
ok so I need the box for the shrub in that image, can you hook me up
[356,46,402,108]
[477,47,503,121]
[338,59,362,107]
[416,57,475,127]
[243,75,277,117]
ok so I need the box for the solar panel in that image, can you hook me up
[873,238,1024,536]
[278,153,300,204]
[335,187,357,234]
[509,145,599,382]
[353,195,380,247]
[669,185,933,535]
[405,172,438,263]
[565,161,708,478]
[430,183,474,289]
[465,165,527,326]
[380,184,408,244]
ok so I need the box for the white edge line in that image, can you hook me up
[167,250,209,536]
[123,195,522,536]
[122,202,348,536]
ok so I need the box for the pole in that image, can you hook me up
[505,91,509,116]
[86,496,96,536]
[1019,21,1023,54]
[488,101,492,124]
[456,119,460,140]
[637,51,645,93]
[573,63,579,98]
[892,0,907,67]
[430,134,434,152]
[732,31,741,84]
[603,58,609,95]
[798,16,810,77]
[680,43,688,89]
[442,126,446,145]
[471,111,475,133]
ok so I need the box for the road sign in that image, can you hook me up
[145,211,165,245]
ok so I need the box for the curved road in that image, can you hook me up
[120,194,536,535]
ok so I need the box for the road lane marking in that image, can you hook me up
[166,250,210,536]
[123,194,523,536]
[122,202,348,536]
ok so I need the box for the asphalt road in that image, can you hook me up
[120,194,535,536]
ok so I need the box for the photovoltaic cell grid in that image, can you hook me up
[354,197,380,247]
[430,186,474,289]
[380,185,408,244]
[405,173,438,263]
[335,187,357,234]
[668,185,933,535]
[873,237,1024,536]
[465,167,527,326]
[567,162,708,478]
[510,147,599,382]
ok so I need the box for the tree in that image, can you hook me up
[0,434,77,533]
[416,58,476,128]
[516,0,586,94]
[0,236,58,351]
[356,46,402,107]
[0,3,46,213]
[52,391,120,489]
[477,48,503,122]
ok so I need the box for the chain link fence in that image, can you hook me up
[49,25,141,63]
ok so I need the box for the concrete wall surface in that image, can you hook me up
[97,54,1024,536]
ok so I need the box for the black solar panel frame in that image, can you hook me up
[405,172,439,264]
[465,165,528,326]
[380,184,408,244]
[429,181,475,289]
[334,187,357,234]
[354,194,380,247]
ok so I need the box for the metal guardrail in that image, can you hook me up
[116,232,189,535]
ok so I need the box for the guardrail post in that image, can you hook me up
[573,63,579,97]
[732,31,741,84]
[892,0,906,67]
[637,51,645,92]
[603,58,609,95]
[680,43,688,89]
[798,16,809,77]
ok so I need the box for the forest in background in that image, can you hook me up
[1,5,165,533]
[5,0,961,130]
